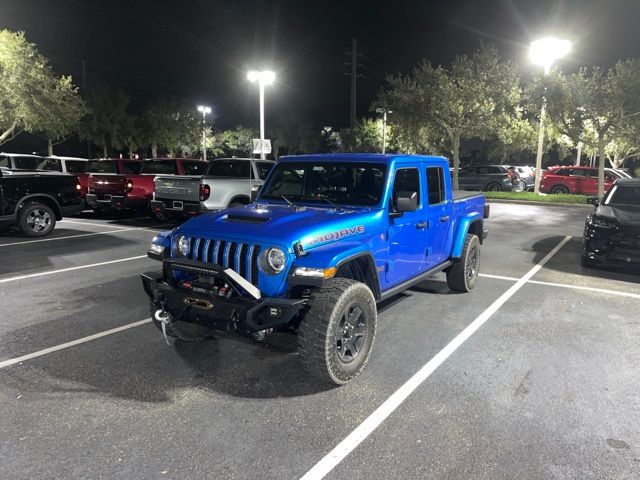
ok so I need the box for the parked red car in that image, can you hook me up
[540,166,616,195]
[85,158,207,218]
[77,158,143,198]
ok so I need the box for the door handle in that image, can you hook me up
[439,215,450,223]
[416,221,428,229]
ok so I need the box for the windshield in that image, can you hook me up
[260,162,387,206]
[207,159,252,177]
[605,185,640,206]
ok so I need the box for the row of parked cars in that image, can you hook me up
[0,152,275,236]
[456,164,632,195]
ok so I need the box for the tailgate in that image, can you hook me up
[154,176,201,202]
[88,174,127,195]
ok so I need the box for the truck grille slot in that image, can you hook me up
[186,237,261,286]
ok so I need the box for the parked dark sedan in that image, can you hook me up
[582,178,640,269]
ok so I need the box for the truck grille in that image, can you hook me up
[186,237,261,286]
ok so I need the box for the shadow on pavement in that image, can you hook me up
[71,209,182,229]
[531,235,640,285]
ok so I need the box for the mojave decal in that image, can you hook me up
[303,225,365,247]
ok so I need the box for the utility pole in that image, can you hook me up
[81,60,91,159]
[350,38,357,127]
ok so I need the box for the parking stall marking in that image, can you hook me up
[0,255,149,284]
[480,273,640,301]
[0,227,143,247]
[0,318,152,370]
[58,219,135,229]
[299,235,571,480]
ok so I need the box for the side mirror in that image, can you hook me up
[586,196,599,206]
[250,184,261,201]
[395,191,418,213]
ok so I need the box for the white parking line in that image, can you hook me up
[480,273,640,300]
[59,219,132,229]
[0,255,149,284]
[0,227,141,247]
[0,318,152,370]
[299,235,572,480]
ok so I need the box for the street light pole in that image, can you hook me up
[376,108,392,154]
[247,70,275,160]
[529,37,571,194]
[197,105,211,161]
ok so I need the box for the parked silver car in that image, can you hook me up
[150,157,274,218]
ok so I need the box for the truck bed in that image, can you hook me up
[453,190,485,202]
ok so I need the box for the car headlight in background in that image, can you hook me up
[176,235,190,257]
[260,247,286,275]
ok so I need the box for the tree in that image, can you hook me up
[340,118,384,152]
[544,61,640,198]
[145,97,201,158]
[0,30,85,149]
[217,126,256,157]
[271,112,319,158]
[79,86,131,158]
[377,44,523,189]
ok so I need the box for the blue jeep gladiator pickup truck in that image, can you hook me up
[141,154,489,384]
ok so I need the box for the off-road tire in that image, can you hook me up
[550,185,569,194]
[148,302,212,342]
[297,278,377,385]
[18,202,56,237]
[486,182,502,192]
[447,234,481,292]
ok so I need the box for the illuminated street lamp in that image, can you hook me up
[529,37,571,193]
[247,70,276,159]
[376,108,392,154]
[197,105,212,161]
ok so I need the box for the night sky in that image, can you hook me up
[2,0,640,151]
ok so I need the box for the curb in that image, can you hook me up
[486,198,594,209]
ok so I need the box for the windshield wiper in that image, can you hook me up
[281,195,297,207]
[316,196,339,209]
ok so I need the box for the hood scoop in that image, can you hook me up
[225,214,270,224]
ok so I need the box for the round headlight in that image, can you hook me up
[261,247,286,274]
[176,235,190,257]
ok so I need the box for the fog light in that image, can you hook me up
[149,243,164,254]
[268,307,281,317]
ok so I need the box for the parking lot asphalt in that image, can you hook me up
[0,205,638,480]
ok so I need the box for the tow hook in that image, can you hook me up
[154,308,172,345]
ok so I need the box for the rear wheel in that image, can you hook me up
[550,185,569,194]
[150,209,172,222]
[18,202,56,237]
[513,180,526,192]
[297,278,377,385]
[486,182,502,192]
[447,234,481,292]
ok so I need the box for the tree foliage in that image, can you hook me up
[376,44,524,188]
[0,30,85,150]
[144,97,201,158]
[544,60,640,197]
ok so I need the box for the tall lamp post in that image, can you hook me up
[197,105,211,161]
[247,70,275,160]
[376,108,392,154]
[529,37,571,194]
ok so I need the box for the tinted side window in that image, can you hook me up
[143,161,175,174]
[426,167,445,204]
[122,161,142,174]
[207,160,251,178]
[555,169,569,176]
[0,156,9,168]
[477,166,492,174]
[569,169,587,177]
[256,162,274,179]
[182,161,206,175]
[65,160,87,173]
[37,158,62,171]
[14,156,41,169]
[392,168,420,208]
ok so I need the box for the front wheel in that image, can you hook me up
[297,278,377,385]
[150,209,172,222]
[18,202,56,237]
[447,234,481,292]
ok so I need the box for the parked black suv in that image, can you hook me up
[0,167,84,236]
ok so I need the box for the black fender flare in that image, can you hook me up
[16,193,63,220]
[336,252,382,300]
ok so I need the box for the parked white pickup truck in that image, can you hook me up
[150,158,274,218]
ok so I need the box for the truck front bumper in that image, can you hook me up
[141,270,305,335]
